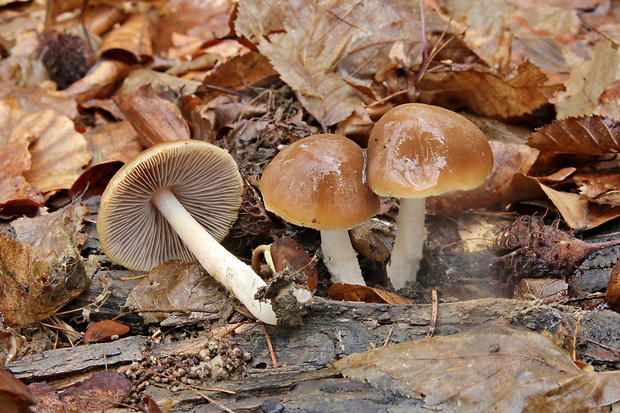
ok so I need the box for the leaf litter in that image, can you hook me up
[3,0,620,411]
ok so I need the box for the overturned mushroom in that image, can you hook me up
[97,140,309,325]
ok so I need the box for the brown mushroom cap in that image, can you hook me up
[260,134,380,231]
[97,140,243,271]
[367,103,494,198]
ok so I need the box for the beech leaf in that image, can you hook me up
[417,61,561,120]
[332,325,620,412]
[555,40,620,119]
[529,116,620,154]
[235,0,430,128]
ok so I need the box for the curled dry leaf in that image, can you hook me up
[83,320,130,344]
[0,203,89,326]
[529,116,620,154]
[0,367,35,410]
[328,283,414,304]
[82,4,128,36]
[417,61,562,120]
[64,59,132,103]
[113,85,189,147]
[504,172,589,230]
[0,329,24,365]
[332,324,620,412]
[99,13,153,62]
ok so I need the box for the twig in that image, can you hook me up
[111,308,218,322]
[427,289,438,338]
[263,323,279,368]
[572,315,583,361]
[579,337,620,359]
[383,323,395,347]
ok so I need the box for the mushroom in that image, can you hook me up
[366,103,493,289]
[260,134,380,286]
[97,139,298,325]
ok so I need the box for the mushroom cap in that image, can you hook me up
[260,134,380,230]
[97,140,243,271]
[367,103,493,198]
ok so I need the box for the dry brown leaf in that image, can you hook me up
[82,4,128,36]
[99,13,153,62]
[235,0,441,128]
[118,69,202,96]
[574,169,620,206]
[0,44,49,89]
[83,120,142,165]
[0,83,78,119]
[21,109,91,199]
[514,278,568,303]
[417,61,562,120]
[29,370,131,411]
[328,283,414,304]
[556,40,620,119]
[506,172,589,230]
[64,59,132,103]
[529,116,620,154]
[0,97,43,218]
[71,121,142,198]
[0,367,35,410]
[44,0,123,27]
[83,320,130,344]
[0,95,89,213]
[150,0,233,60]
[195,51,278,103]
[125,261,231,325]
[0,203,89,327]
[333,324,620,412]
[113,85,189,147]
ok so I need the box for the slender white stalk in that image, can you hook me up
[386,197,426,289]
[321,230,366,285]
[152,187,278,325]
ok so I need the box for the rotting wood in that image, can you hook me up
[10,297,620,386]
[5,335,147,380]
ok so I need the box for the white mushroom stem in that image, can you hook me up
[320,230,366,285]
[386,197,426,289]
[151,187,279,325]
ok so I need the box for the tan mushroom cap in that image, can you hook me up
[260,134,380,231]
[97,140,243,271]
[367,103,494,198]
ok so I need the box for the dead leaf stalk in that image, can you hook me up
[263,323,279,368]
